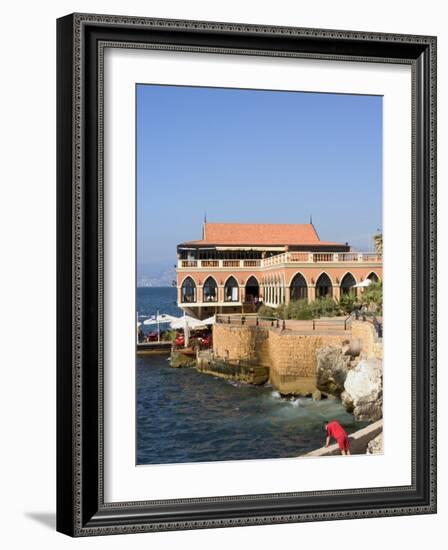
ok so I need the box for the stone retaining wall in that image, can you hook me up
[351,321,383,360]
[213,324,347,394]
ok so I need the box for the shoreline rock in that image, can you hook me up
[367,432,383,454]
[343,358,383,421]
[315,345,353,397]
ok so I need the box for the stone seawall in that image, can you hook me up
[351,320,383,360]
[213,324,347,395]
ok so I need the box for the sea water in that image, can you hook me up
[136,287,365,465]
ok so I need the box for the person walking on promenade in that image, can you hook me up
[324,420,351,455]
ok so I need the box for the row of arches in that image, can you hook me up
[180,272,379,304]
[289,272,359,300]
[181,275,260,304]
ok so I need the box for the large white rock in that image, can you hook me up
[343,358,383,421]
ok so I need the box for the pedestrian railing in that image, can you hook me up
[215,314,353,332]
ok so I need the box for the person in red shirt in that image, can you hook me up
[324,420,351,455]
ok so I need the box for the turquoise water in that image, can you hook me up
[136,287,365,465]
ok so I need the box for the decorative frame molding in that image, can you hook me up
[57,13,437,536]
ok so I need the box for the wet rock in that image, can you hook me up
[343,358,383,421]
[341,390,354,412]
[342,338,362,357]
[312,389,322,401]
[316,346,352,397]
[170,352,196,368]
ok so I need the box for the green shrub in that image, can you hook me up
[360,281,383,314]
[338,292,358,315]
[162,329,177,342]
[266,296,342,320]
[257,305,277,318]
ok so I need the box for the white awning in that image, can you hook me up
[143,314,180,326]
[353,279,373,288]
[201,315,216,325]
[171,316,206,330]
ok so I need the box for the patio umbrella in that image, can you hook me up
[353,279,373,288]
[170,315,204,330]
[201,315,216,326]
[143,313,180,326]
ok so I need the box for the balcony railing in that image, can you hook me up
[261,251,382,266]
[179,253,381,269]
[180,259,262,269]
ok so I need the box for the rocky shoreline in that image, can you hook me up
[170,331,383,455]
[316,344,383,423]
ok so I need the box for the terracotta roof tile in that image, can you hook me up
[181,223,342,246]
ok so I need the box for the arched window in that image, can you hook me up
[245,276,260,303]
[224,276,239,302]
[203,276,217,302]
[290,273,308,301]
[341,272,356,295]
[316,273,333,298]
[181,277,196,303]
[367,272,379,283]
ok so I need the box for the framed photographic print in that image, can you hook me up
[56,13,437,536]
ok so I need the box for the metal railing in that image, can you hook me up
[215,313,353,332]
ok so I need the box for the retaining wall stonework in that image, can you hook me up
[213,320,383,395]
[351,320,383,360]
[213,324,347,394]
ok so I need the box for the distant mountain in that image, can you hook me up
[137,265,176,288]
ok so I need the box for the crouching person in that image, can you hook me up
[324,420,351,455]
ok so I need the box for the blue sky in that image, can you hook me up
[137,84,382,279]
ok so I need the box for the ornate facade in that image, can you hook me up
[176,223,382,319]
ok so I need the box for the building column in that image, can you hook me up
[218,286,224,303]
[197,285,203,303]
[284,286,291,305]
[308,285,316,303]
[240,286,246,304]
[177,287,182,304]
[333,285,341,301]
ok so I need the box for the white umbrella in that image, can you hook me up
[201,315,216,325]
[143,313,180,326]
[170,315,204,330]
[353,279,373,288]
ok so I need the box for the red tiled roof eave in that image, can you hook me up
[177,223,347,248]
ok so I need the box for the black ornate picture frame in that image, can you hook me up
[56,13,437,536]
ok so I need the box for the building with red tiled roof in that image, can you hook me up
[179,222,347,249]
[176,222,382,319]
